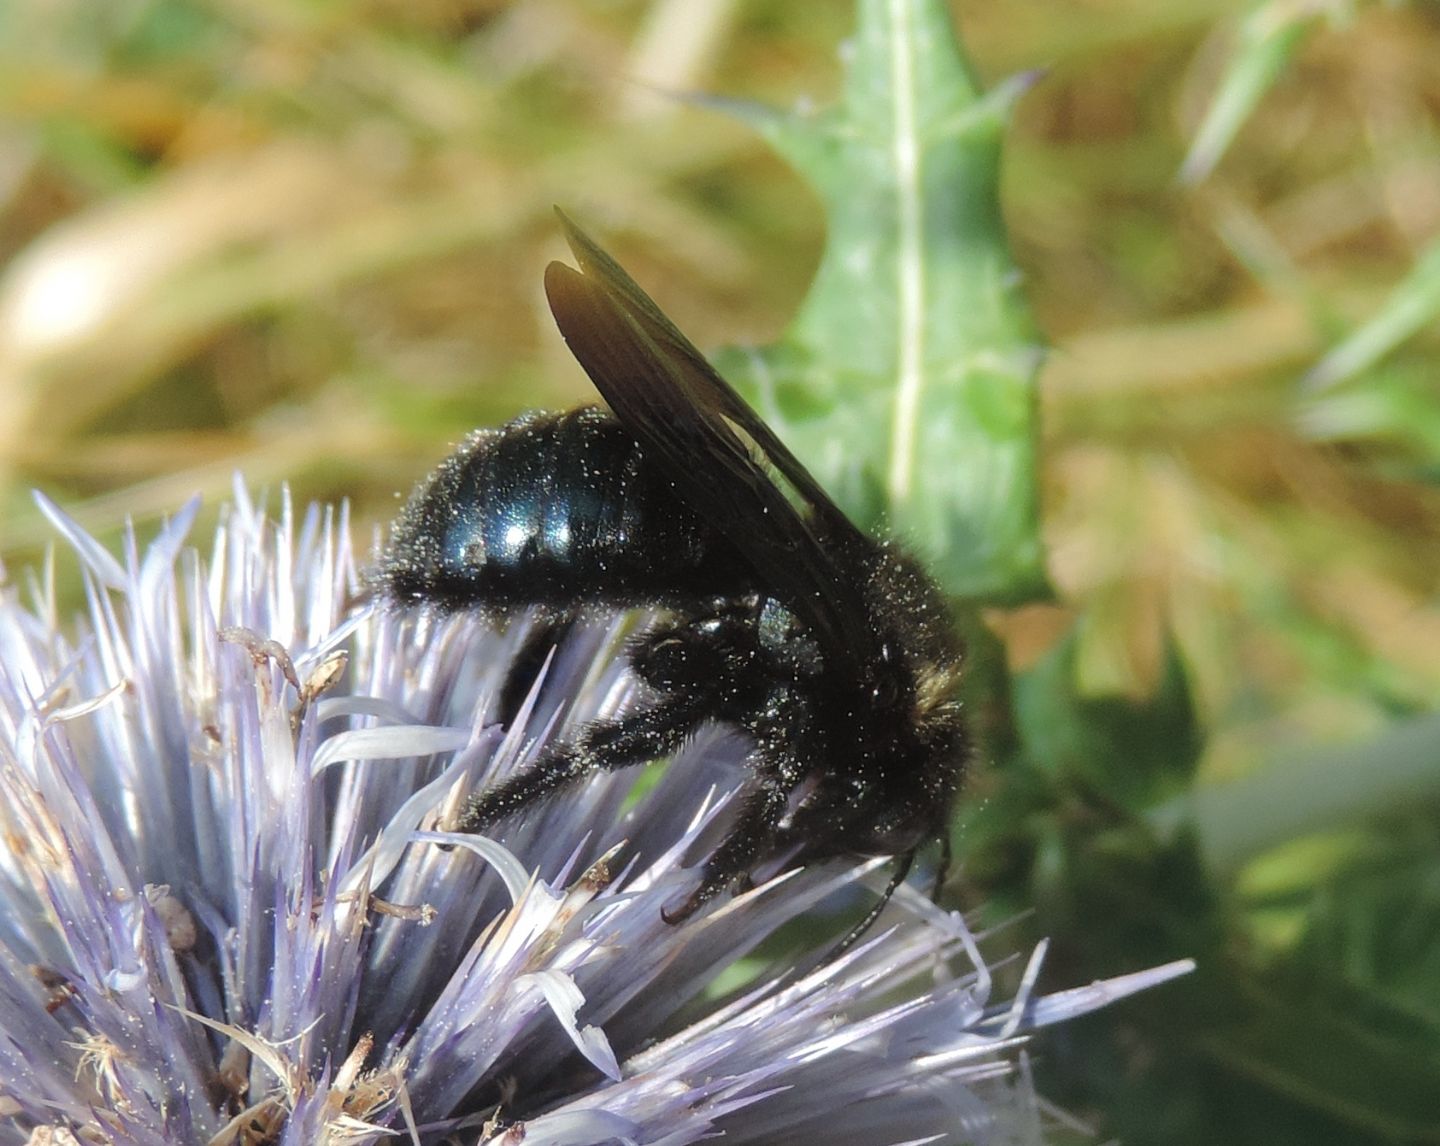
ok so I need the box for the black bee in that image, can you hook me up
[381,212,968,944]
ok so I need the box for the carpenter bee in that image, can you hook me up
[381,212,968,945]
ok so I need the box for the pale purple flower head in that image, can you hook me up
[0,484,1190,1144]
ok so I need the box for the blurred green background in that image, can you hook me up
[2,1,1439,1143]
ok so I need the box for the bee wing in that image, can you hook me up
[544,210,878,663]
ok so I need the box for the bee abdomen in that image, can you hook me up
[380,406,753,610]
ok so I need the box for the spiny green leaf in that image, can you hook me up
[716,0,1047,603]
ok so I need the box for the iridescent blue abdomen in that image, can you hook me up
[380,406,755,610]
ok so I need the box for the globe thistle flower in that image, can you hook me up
[0,486,1191,1145]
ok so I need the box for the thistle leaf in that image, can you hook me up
[717,0,1048,603]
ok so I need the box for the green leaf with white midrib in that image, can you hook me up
[718,0,1047,603]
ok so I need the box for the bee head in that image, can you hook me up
[783,655,967,863]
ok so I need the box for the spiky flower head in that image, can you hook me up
[0,486,1189,1145]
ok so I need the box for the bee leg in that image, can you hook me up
[453,694,704,834]
[494,614,576,728]
[661,773,791,924]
